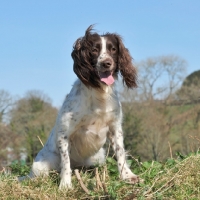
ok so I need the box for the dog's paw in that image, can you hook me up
[124,174,140,184]
[59,178,73,190]
[121,170,142,184]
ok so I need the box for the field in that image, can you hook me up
[1,153,200,200]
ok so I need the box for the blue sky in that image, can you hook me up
[1,0,200,107]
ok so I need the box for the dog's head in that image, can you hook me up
[71,25,137,89]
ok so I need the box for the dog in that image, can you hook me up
[19,25,139,189]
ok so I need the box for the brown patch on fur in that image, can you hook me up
[71,25,137,89]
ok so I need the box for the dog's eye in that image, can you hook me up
[92,48,98,53]
[111,47,116,52]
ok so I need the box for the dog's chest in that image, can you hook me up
[69,109,115,159]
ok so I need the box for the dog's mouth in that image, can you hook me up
[99,71,115,86]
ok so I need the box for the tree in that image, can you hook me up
[0,123,20,169]
[177,70,200,102]
[0,90,14,123]
[136,55,187,101]
[9,90,58,163]
[0,90,19,168]
[119,55,191,161]
[182,70,200,87]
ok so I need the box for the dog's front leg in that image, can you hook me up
[57,135,72,189]
[109,124,139,184]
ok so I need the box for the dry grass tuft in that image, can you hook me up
[0,165,137,200]
[1,154,200,199]
[143,154,200,199]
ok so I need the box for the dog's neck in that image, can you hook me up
[76,79,118,111]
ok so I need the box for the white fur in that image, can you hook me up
[99,37,107,58]
[96,37,115,72]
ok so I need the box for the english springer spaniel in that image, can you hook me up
[19,25,139,189]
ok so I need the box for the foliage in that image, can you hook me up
[182,70,200,87]
[177,70,200,101]
[9,160,30,176]
[0,124,20,167]
[9,90,58,163]
[123,106,142,155]
[122,98,200,161]
[119,55,197,161]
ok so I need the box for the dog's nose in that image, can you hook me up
[101,59,112,68]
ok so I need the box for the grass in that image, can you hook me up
[1,153,200,199]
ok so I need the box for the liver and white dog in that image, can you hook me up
[19,25,139,189]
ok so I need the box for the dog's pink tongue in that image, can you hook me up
[99,71,115,85]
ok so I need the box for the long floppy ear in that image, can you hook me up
[115,35,137,88]
[71,25,101,88]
